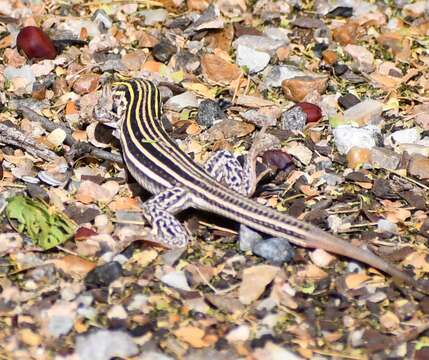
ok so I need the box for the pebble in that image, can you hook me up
[281,106,306,131]
[384,127,421,147]
[4,65,36,93]
[197,99,225,127]
[344,99,383,126]
[186,4,224,33]
[73,73,100,94]
[239,224,263,252]
[369,147,401,170]
[292,17,325,29]
[282,75,328,102]
[236,44,270,74]
[160,270,191,291]
[377,219,398,234]
[346,146,370,169]
[152,40,176,63]
[48,314,74,338]
[201,54,241,84]
[286,143,313,165]
[84,261,123,289]
[164,91,199,111]
[333,63,349,76]
[92,9,112,30]
[262,150,293,171]
[338,93,360,109]
[332,21,358,45]
[233,35,286,56]
[322,49,337,64]
[241,107,278,127]
[252,237,294,264]
[344,44,375,73]
[408,155,429,179]
[226,325,250,342]
[262,65,305,88]
[76,329,138,360]
[333,125,379,154]
[140,9,168,25]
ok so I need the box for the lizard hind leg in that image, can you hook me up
[204,150,251,196]
[142,187,192,248]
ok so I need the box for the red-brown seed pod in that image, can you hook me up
[16,26,57,60]
[292,102,322,123]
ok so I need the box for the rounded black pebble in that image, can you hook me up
[84,261,123,289]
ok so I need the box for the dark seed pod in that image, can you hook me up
[16,26,57,60]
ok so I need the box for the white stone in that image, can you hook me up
[236,44,270,74]
[384,127,421,147]
[343,99,383,126]
[333,125,379,154]
[140,9,168,25]
[226,325,250,342]
[164,91,199,111]
[160,271,191,291]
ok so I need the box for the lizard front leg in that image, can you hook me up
[142,187,192,248]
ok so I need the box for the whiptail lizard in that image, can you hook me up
[94,78,420,291]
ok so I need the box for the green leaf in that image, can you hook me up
[300,282,316,294]
[6,195,76,250]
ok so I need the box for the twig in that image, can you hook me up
[0,122,58,160]
[19,106,123,164]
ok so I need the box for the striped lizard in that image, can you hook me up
[94,78,421,290]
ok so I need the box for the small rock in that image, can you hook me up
[164,91,199,111]
[281,107,306,131]
[92,9,112,30]
[327,6,353,17]
[239,224,263,252]
[282,76,328,102]
[241,107,279,127]
[377,219,398,234]
[73,73,100,94]
[262,65,305,88]
[333,63,349,76]
[122,51,145,70]
[201,54,241,84]
[346,146,370,169]
[252,237,294,264]
[292,102,323,123]
[161,271,191,291]
[187,4,224,32]
[332,21,358,45]
[84,261,123,289]
[140,9,168,25]
[292,17,325,29]
[4,65,36,94]
[262,150,293,171]
[236,44,270,74]
[333,125,379,154]
[47,128,67,147]
[408,155,429,179]
[322,49,337,64]
[152,40,176,63]
[286,143,313,165]
[344,44,375,73]
[226,325,250,343]
[369,147,401,170]
[239,265,279,305]
[385,128,421,147]
[338,93,360,109]
[264,27,289,42]
[343,99,383,126]
[233,35,286,55]
[403,1,426,18]
[197,100,225,127]
[137,30,159,48]
[76,329,138,360]
[309,248,336,268]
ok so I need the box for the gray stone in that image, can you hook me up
[140,9,168,25]
[343,99,383,126]
[164,91,199,111]
[281,106,306,131]
[233,35,286,55]
[236,44,270,74]
[239,224,262,252]
[186,4,224,33]
[369,147,401,170]
[197,99,225,127]
[76,329,138,360]
[48,315,74,338]
[241,109,277,127]
[384,127,421,147]
[252,237,294,264]
[262,65,305,88]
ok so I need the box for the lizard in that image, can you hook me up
[93,78,421,291]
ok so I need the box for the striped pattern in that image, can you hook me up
[114,78,416,287]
